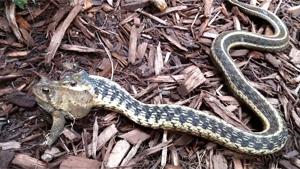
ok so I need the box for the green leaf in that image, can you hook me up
[12,0,28,9]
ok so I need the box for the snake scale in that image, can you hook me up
[32,0,289,155]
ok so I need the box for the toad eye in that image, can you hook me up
[69,80,77,87]
[41,87,50,94]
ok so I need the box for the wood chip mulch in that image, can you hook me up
[0,0,300,168]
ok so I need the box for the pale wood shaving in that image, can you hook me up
[169,146,180,167]
[62,128,81,143]
[91,117,99,159]
[161,31,188,52]
[233,158,243,169]
[87,124,118,156]
[106,140,131,168]
[137,9,169,25]
[0,141,21,150]
[289,47,300,65]
[154,42,164,75]
[5,2,24,43]
[177,65,206,96]
[119,129,150,144]
[161,130,168,168]
[60,156,101,169]
[45,5,82,63]
[128,25,139,64]
[212,153,228,169]
[288,5,300,17]
[120,140,143,167]
[12,154,47,169]
[203,92,250,130]
[60,44,105,53]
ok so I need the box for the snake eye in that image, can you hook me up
[41,87,50,94]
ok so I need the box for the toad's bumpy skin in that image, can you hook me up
[32,78,95,145]
[32,0,289,155]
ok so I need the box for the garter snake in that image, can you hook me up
[32,0,289,155]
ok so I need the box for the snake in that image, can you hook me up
[32,0,289,155]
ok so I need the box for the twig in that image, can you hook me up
[96,32,114,80]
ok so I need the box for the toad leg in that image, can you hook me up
[45,110,66,146]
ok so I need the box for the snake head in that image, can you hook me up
[32,77,95,119]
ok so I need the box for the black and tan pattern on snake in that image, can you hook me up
[32,0,289,155]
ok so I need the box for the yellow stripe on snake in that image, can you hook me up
[32,0,289,155]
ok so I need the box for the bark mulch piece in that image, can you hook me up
[0,0,300,168]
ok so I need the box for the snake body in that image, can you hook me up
[33,0,289,155]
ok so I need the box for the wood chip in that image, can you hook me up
[87,124,118,156]
[12,154,47,169]
[161,32,188,52]
[60,44,105,53]
[60,156,101,169]
[177,65,206,96]
[212,153,228,169]
[203,93,250,130]
[288,5,300,16]
[2,0,299,167]
[233,158,243,169]
[137,9,168,25]
[45,5,82,63]
[154,42,164,75]
[291,158,300,168]
[232,6,250,25]
[5,1,24,43]
[283,150,299,159]
[169,146,180,167]
[62,128,81,143]
[134,83,158,99]
[122,0,150,11]
[92,117,99,159]
[147,74,185,83]
[265,53,281,68]
[0,16,11,32]
[120,140,143,167]
[204,0,213,17]
[126,140,171,166]
[119,129,150,144]
[289,47,300,65]
[291,110,300,129]
[0,141,21,150]
[46,7,70,37]
[106,140,131,168]
[279,160,299,169]
[136,42,148,61]
[0,150,14,169]
[128,25,139,64]
[5,50,30,58]
[161,130,168,168]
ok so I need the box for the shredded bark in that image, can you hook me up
[0,0,300,168]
